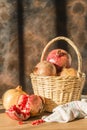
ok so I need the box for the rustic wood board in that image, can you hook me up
[0,112,87,130]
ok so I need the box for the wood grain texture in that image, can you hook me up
[0,113,87,130]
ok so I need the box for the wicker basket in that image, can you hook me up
[30,36,86,112]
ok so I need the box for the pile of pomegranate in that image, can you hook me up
[33,49,77,76]
[2,86,45,121]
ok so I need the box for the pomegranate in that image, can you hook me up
[33,60,57,76]
[6,94,45,121]
[60,67,77,77]
[2,85,27,110]
[46,49,72,72]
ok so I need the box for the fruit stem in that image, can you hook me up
[16,85,22,91]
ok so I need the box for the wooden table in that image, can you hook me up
[0,111,87,130]
[1,96,87,130]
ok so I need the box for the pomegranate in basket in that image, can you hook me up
[33,60,57,76]
[46,49,72,72]
[60,67,77,77]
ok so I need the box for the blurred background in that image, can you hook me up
[0,0,87,98]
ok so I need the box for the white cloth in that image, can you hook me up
[42,99,87,123]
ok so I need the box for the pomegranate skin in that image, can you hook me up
[28,95,45,116]
[46,49,72,72]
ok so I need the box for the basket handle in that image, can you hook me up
[40,36,82,73]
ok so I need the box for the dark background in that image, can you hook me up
[0,0,87,97]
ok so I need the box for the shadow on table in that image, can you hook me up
[0,109,5,113]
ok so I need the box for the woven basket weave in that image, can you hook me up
[30,36,86,112]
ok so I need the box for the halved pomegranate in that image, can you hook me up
[6,94,45,121]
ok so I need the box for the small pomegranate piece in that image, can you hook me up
[32,119,45,125]
[46,49,72,72]
[27,95,45,116]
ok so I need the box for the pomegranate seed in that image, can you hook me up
[18,121,24,125]
[32,119,45,125]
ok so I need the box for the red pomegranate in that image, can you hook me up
[6,94,45,121]
[46,49,72,72]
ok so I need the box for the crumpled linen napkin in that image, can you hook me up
[42,99,87,123]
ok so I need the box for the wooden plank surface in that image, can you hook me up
[1,96,87,130]
[0,112,87,130]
